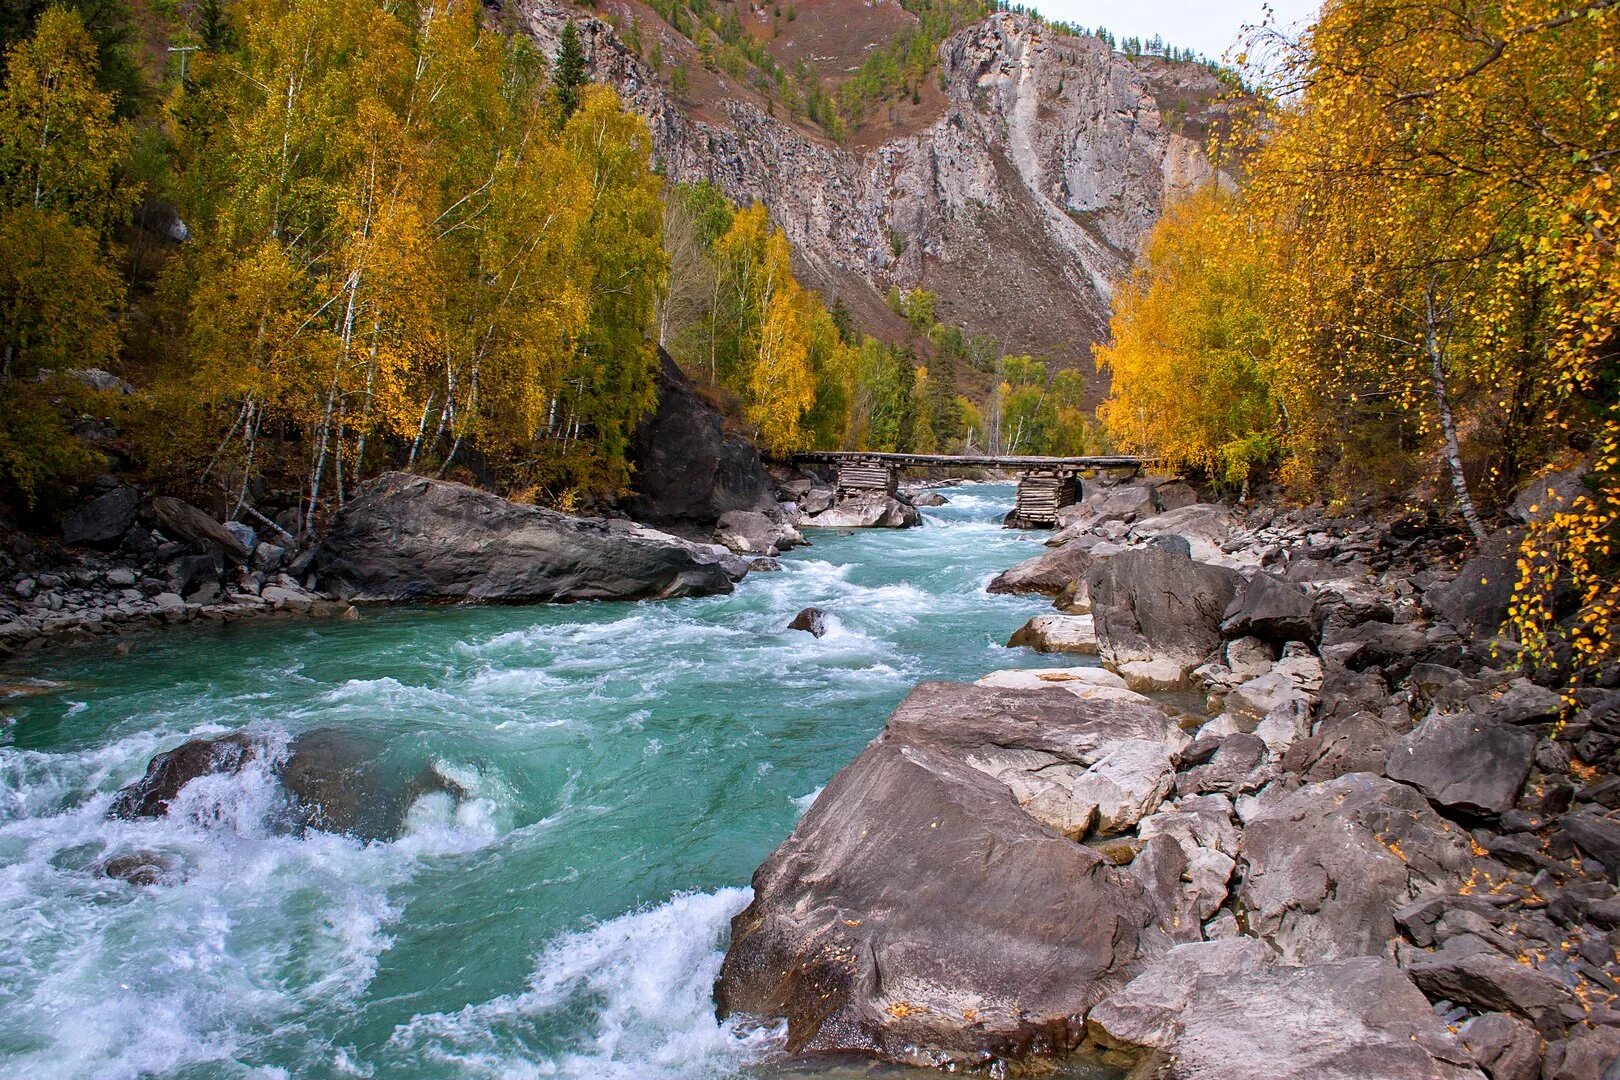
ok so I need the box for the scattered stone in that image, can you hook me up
[1427,530,1523,637]
[150,496,252,562]
[1070,738,1175,835]
[1403,934,1576,1033]
[715,509,802,556]
[1459,1012,1544,1080]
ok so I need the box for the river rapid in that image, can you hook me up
[0,484,1113,1080]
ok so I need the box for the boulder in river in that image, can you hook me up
[801,491,920,529]
[109,732,259,819]
[787,607,828,637]
[986,542,1096,596]
[621,348,777,526]
[714,509,803,556]
[314,473,735,603]
[1087,939,1484,1080]
[1006,613,1098,655]
[716,681,1180,1069]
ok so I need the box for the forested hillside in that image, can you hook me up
[1095,0,1617,690]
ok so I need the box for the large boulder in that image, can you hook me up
[62,485,140,549]
[986,542,1096,595]
[1402,934,1577,1034]
[1426,530,1523,637]
[1221,573,1321,646]
[1126,504,1239,561]
[802,491,921,529]
[109,732,259,819]
[621,349,776,525]
[1237,773,1474,963]
[716,682,1179,1070]
[714,509,802,556]
[1087,549,1242,691]
[313,473,734,603]
[1385,714,1536,817]
[1088,939,1484,1080]
[151,495,253,562]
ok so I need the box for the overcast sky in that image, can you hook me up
[1032,0,1321,62]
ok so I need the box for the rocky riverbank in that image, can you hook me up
[718,474,1620,1079]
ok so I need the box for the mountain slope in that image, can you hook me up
[519,1,1228,395]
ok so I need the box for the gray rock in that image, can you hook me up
[1152,479,1198,512]
[621,349,776,525]
[715,509,802,556]
[1005,613,1097,654]
[223,521,257,554]
[1510,467,1587,526]
[1176,732,1271,796]
[1458,1012,1543,1080]
[1560,813,1620,878]
[1222,573,1320,645]
[1087,548,1241,690]
[986,542,1095,596]
[1069,738,1175,835]
[1284,709,1410,782]
[1540,1026,1620,1080]
[62,486,139,549]
[715,681,1169,1069]
[1427,530,1523,638]
[105,567,136,587]
[151,496,252,562]
[1385,714,1536,817]
[167,553,220,598]
[1403,934,1575,1033]
[1088,939,1483,1080]
[908,490,949,507]
[802,491,921,529]
[313,473,734,603]
[1237,773,1473,962]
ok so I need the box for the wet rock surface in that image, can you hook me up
[314,473,736,603]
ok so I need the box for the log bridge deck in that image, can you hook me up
[790,451,1150,529]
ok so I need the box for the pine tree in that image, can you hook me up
[552,21,587,121]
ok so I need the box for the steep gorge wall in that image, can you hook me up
[519,3,1225,390]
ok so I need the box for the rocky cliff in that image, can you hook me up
[518,2,1229,391]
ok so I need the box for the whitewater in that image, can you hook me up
[0,485,1106,1079]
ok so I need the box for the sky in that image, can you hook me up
[1031,0,1322,63]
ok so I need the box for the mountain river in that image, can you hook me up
[0,484,1123,1079]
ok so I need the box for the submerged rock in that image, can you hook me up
[109,732,260,819]
[314,473,735,603]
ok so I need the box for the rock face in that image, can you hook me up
[1087,549,1241,690]
[519,7,1227,387]
[1088,939,1484,1080]
[314,472,735,603]
[716,682,1178,1068]
[621,350,776,526]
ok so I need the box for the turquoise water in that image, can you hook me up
[0,485,1095,1079]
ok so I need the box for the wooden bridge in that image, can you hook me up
[791,451,1149,528]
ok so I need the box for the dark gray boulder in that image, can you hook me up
[1237,773,1473,962]
[1284,709,1409,782]
[314,473,733,603]
[986,542,1096,596]
[1087,549,1241,690]
[1088,939,1484,1080]
[716,682,1175,1070]
[621,349,776,526]
[1560,813,1620,878]
[1152,479,1199,512]
[62,485,139,549]
[1427,530,1523,637]
[1459,1012,1543,1080]
[787,607,828,637]
[1385,714,1536,817]
[1402,934,1576,1034]
[1221,573,1321,645]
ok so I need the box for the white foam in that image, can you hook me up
[390,888,778,1078]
